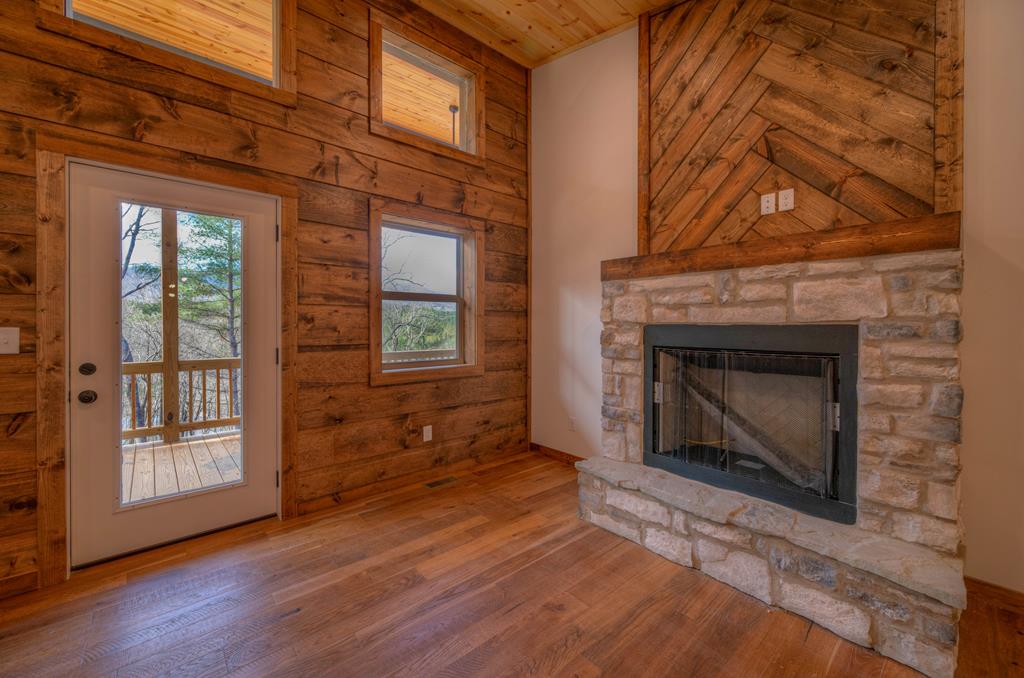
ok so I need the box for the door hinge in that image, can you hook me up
[275,347,279,365]
[276,471,280,488]
[653,382,664,404]
[275,224,280,242]
[827,403,841,432]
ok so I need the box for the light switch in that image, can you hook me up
[778,188,795,212]
[760,193,776,215]
[423,425,433,442]
[0,327,18,355]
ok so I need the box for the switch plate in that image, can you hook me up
[0,328,18,354]
[423,425,433,442]
[760,193,776,215]
[568,417,577,432]
[778,188,795,212]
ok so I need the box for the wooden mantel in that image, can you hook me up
[601,212,961,282]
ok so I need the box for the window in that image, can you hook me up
[370,199,485,385]
[58,0,283,87]
[369,10,486,164]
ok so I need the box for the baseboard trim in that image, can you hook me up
[530,442,585,466]
[965,576,1024,612]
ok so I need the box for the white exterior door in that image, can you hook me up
[68,161,280,567]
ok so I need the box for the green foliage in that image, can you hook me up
[382,302,456,354]
[176,213,242,361]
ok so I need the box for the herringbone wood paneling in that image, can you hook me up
[643,0,941,254]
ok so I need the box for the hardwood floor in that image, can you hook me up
[0,452,1016,676]
[121,433,242,504]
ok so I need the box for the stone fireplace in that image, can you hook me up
[579,250,965,677]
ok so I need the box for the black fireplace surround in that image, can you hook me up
[644,325,858,524]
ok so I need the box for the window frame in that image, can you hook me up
[369,198,486,386]
[369,9,487,166]
[35,0,298,107]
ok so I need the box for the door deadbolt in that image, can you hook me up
[77,390,98,404]
[78,362,97,376]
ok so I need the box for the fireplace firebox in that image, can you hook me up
[644,325,858,523]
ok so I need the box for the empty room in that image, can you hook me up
[0,0,1020,675]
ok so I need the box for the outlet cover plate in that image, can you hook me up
[760,193,776,215]
[423,425,433,442]
[778,188,795,212]
[0,327,18,354]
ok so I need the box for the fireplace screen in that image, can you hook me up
[644,325,858,523]
[653,348,838,498]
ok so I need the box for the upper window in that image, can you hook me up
[370,199,486,385]
[370,10,486,164]
[65,0,278,84]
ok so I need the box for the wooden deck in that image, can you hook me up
[121,432,241,504]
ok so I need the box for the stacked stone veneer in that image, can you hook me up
[582,250,965,677]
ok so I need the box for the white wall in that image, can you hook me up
[960,0,1024,592]
[529,4,1024,593]
[530,27,638,458]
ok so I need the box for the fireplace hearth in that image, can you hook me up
[644,325,858,523]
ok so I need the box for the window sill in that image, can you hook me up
[369,120,486,167]
[36,9,298,108]
[370,362,485,387]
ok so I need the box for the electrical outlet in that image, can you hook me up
[778,188,795,212]
[568,417,577,432]
[760,193,777,215]
[423,425,433,442]
[0,328,18,355]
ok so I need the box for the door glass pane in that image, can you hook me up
[119,207,243,505]
[381,225,458,294]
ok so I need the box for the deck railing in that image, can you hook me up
[122,357,241,441]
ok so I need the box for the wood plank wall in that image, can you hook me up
[640,0,957,255]
[0,0,529,598]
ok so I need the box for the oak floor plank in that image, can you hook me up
[0,452,1015,677]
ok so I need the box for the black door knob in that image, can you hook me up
[77,390,98,404]
[78,362,97,376]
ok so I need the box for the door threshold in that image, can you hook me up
[71,512,279,570]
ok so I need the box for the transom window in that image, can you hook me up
[65,0,278,84]
[370,199,485,385]
[370,10,487,164]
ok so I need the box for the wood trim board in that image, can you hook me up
[529,442,584,466]
[637,11,651,256]
[602,212,961,281]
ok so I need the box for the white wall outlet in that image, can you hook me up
[0,328,18,355]
[760,192,777,215]
[423,425,433,442]
[778,188,795,212]
[568,417,577,432]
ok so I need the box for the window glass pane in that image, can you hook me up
[382,34,471,149]
[381,225,458,295]
[382,300,458,362]
[120,203,163,365]
[69,0,275,83]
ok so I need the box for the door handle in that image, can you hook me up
[77,390,98,404]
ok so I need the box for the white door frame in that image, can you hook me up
[64,157,283,566]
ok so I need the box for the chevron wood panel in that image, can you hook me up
[641,0,948,255]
